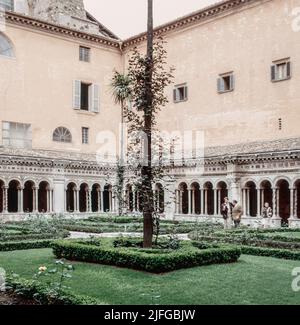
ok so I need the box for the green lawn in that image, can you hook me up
[264,231,300,239]
[0,249,299,305]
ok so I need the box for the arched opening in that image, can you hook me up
[91,184,101,212]
[155,183,165,213]
[39,181,49,213]
[126,185,134,212]
[244,181,257,217]
[0,33,15,58]
[260,180,273,213]
[217,181,228,215]
[203,182,214,215]
[103,184,112,212]
[178,183,188,214]
[191,182,200,215]
[277,179,290,222]
[0,180,4,213]
[66,183,77,212]
[23,181,35,213]
[79,183,89,213]
[294,180,300,219]
[8,180,20,213]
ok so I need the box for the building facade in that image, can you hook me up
[1,0,300,227]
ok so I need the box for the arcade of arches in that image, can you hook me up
[1,178,300,224]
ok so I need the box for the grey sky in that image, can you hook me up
[84,0,220,39]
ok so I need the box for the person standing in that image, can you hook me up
[262,202,273,228]
[232,200,243,228]
[221,197,233,230]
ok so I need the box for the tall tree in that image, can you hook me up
[111,71,131,216]
[142,0,154,248]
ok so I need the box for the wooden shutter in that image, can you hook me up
[230,74,235,91]
[173,89,177,102]
[286,61,291,78]
[271,65,276,81]
[184,86,188,100]
[91,84,100,113]
[217,78,224,93]
[73,80,81,109]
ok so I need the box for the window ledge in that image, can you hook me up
[271,77,291,83]
[174,99,188,104]
[76,110,97,116]
[218,89,234,94]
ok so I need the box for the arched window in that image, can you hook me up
[53,127,72,143]
[0,33,14,58]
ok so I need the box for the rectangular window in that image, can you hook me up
[173,84,188,103]
[79,46,90,62]
[271,59,291,82]
[2,121,32,148]
[0,0,14,11]
[82,127,89,144]
[80,82,90,111]
[217,73,235,93]
[73,80,100,113]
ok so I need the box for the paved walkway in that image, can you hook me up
[69,231,190,241]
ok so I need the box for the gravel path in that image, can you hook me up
[69,232,190,241]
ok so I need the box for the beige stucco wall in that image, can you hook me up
[1,0,300,156]
[0,24,123,154]
[124,0,300,148]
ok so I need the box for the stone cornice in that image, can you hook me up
[3,11,121,50]
[123,0,262,48]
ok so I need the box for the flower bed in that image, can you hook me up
[51,239,241,273]
[5,276,103,305]
[0,239,54,252]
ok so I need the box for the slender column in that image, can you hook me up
[261,189,265,211]
[276,187,280,218]
[204,189,208,215]
[201,189,204,215]
[49,189,53,213]
[290,188,295,219]
[46,188,50,212]
[109,191,112,212]
[242,189,247,216]
[136,192,140,212]
[65,190,68,212]
[133,190,137,212]
[246,189,250,216]
[175,190,179,214]
[218,190,222,215]
[89,190,92,212]
[97,189,101,212]
[100,190,104,213]
[76,189,80,213]
[295,189,298,219]
[3,186,8,213]
[191,190,195,215]
[272,187,278,218]
[257,188,261,217]
[35,187,39,212]
[18,187,24,213]
[188,189,192,215]
[179,191,183,214]
[214,189,218,216]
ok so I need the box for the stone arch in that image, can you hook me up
[8,180,21,213]
[38,181,50,213]
[178,182,188,215]
[216,181,228,215]
[276,179,290,223]
[79,183,89,213]
[190,182,201,215]
[243,181,257,217]
[66,182,77,212]
[0,179,5,213]
[0,32,15,58]
[91,183,101,213]
[294,179,300,219]
[103,184,113,212]
[260,180,273,213]
[203,181,214,215]
[23,180,35,213]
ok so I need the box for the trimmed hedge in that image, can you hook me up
[241,246,300,261]
[52,240,241,273]
[6,276,103,305]
[0,239,53,252]
[0,231,69,242]
[189,234,300,250]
